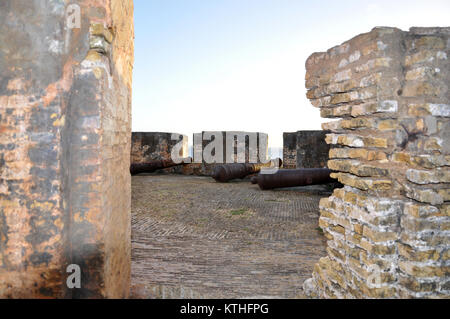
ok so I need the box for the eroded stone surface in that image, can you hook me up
[305,27,450,298]
[0,0,134,298]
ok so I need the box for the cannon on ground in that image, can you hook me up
[211,159,282,183]
[130,157,192,175]
[251,168,333,190]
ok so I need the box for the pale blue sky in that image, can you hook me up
[132,0,450,147]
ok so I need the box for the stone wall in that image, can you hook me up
[283,132,298,169]
[199,131,269,164]
[173,131,269,176]
[129,131,269,176]
[303,27,449,298]
[196,131,269,176]
[283,131,330,169]
[130,132,188,163]
[0,0,134,298]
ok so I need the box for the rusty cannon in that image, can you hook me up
[251,168,333,190]
[212,158,282,183]
[130,157,192,175]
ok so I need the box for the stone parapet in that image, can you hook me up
[304,27,450,298]
[283,131,330,169]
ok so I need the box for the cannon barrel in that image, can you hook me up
[212,159,282,183]
[253,168,333,190]
[130,158,192,175]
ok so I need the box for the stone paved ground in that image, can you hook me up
[130,174,329,299]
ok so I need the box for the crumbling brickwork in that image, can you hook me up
[303,27,449,298]
[0,0,134,298]
[283,131,330,169]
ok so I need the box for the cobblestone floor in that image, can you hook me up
[130,174,329,299]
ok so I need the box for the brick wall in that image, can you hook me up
[283,131,330,169]
[131,132,188,163]
[0,0,134,298]
[303,27,449,298]
[130,132,188,175]
[283,132,298,169]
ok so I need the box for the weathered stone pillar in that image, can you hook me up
[0,0,134,298]
[303,27,449,298]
